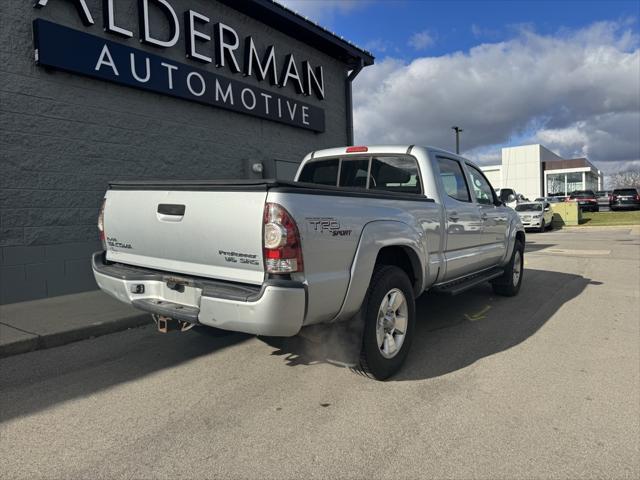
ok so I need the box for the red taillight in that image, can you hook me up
[263,203,303,274]
[346,146,368,153]
[635,195,640,201]
[611,195,617,201]
[98,199,106,249]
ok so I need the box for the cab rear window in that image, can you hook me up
[370,156,421,194]
[298,155,422,195]
[297,159,338,185]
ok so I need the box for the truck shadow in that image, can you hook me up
[394,268,591,381]
[0,327,249,423]
[0,269,592,423]
[263,268,592,381]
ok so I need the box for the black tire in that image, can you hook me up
[491,239,524,297]
[359,265,415,380]
[538,220,545,233]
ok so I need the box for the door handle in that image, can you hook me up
[157,204,185,216]
[448,211,459,222]
[157,203,185,222]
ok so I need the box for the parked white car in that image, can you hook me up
[515,201,553,232]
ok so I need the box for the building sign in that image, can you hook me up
[32,1,327,132]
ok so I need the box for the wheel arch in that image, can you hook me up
[375,245,423,296]
[501,221,526,267]
[331,220,427,323]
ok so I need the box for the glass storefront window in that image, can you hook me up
[547,173,566,195]
[566,172,583,193]
[585,173,599,191]
[546,170,601,195]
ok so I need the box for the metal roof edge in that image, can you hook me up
[216,0,375,68]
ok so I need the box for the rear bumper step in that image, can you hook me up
[132,298,199,324]
[92,252,307,336]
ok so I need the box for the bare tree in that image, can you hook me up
[606,170,640,190]
[547,176,565,195]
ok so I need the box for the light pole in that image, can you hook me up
[451,126,463,154]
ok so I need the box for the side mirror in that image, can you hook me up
[507,194,516,203]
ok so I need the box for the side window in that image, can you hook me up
[297,159,338,186]
[436,157,470,202]
[467,164,495,206]
[370,156,422,194]
[339,158,370,188]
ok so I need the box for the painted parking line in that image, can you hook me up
[464,305,491,321]
[532,248,611,256]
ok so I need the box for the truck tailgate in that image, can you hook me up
[103,189,266,284]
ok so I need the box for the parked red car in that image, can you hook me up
[569,190,599,212]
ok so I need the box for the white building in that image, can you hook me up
[481,144,603,200]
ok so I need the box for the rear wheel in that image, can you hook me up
[491,239,524,297]
[359,265,415,380]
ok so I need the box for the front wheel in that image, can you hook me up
[491,239,524,297]
[538,220,546,233]
[359,265,415,380]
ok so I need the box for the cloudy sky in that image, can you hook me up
[280,1,640,173]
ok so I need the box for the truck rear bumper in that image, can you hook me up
[92,252,306,337]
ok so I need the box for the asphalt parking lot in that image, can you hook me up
[1,227,638,479]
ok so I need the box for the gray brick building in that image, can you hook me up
[0,0,373,304]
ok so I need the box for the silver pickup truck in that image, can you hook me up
[93,145,525,379]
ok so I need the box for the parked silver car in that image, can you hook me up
[93,145,525,379]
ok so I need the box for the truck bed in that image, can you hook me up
[101,176,440,326]
[108,179,434,202]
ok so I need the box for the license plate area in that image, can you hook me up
[159,279,201,307]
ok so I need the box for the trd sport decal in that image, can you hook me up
[306,217,352,237]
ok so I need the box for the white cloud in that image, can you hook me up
[471,24,501,39]
[353,21,640,170]
[408,30,435,50]
[276,0,370,23]
[533,112,640,170]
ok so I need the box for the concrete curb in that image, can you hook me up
[0,314,152,358]
[562,224,640,229]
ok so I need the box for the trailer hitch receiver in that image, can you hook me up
[152,315,195,333]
